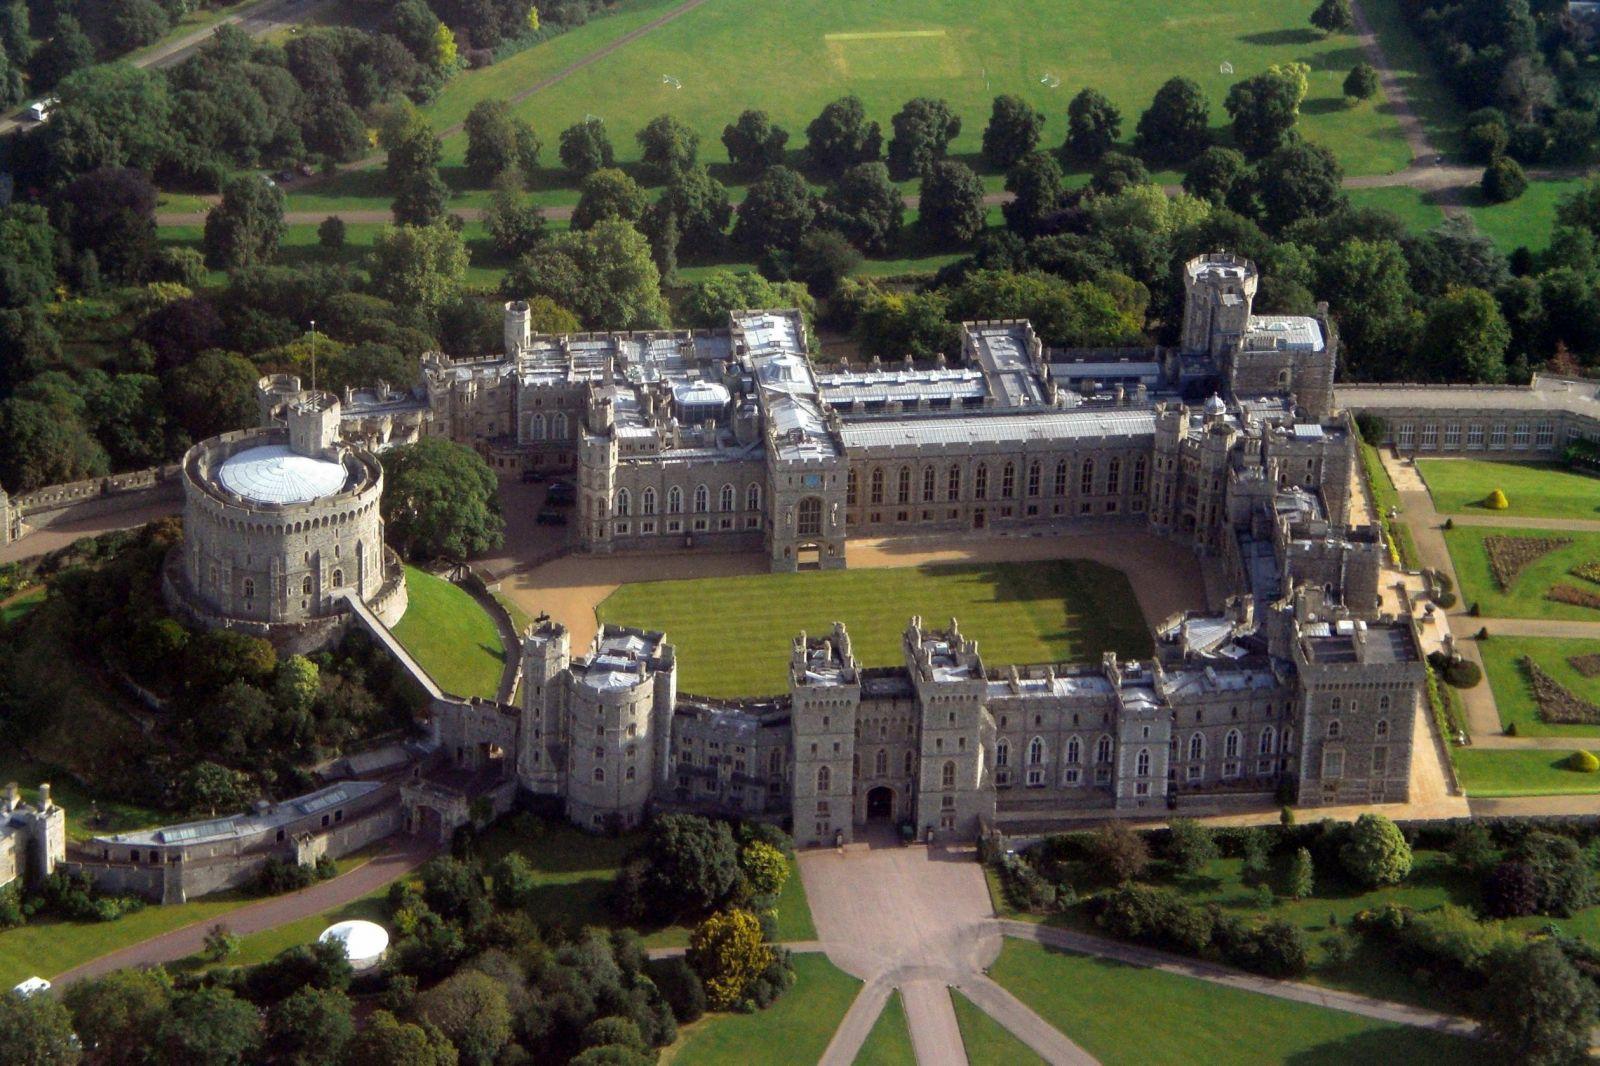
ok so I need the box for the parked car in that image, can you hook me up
[536,507,568,526]
[545,480,575,506]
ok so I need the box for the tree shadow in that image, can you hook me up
[1282,1024,1485,1065]
[1240,28,1324,47]
[1301,97,1350,116]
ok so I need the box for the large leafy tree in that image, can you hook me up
[1315,237,1418,376]
[388,125,448,226]
[1310,0,1354,35]
[1182,146,1248,207]
[380,437,504,561]
[343,1010,458,1066]
[731,165,815,256]
[886,96,960,180]
[54,166,158,284]
[1065,87,1121,161]
[805,94,882,176]
[1134,77,1211,164]
[917,159,985,246]
[1339,813,1413,887]
[485,174,546,259]
[1418,287,1510,383]
[686,909,771,1012]
[163,349,260,442]
[62,969,172,1064]
[636,113,699,183]
[152,987,263,1066]
[572,168,648,231]
[822,161,903,254]
[265,987,354,1066]
[0,991,79,1065]
[0,204,58,309]
[503,219,668,329]
[981,93,1045,170]
[1002,151,1066,237]
[463,99,540,185]
[27,13,92,90]
[415,971,513,1066]
[366,222,469,315]
[648,164,732,256]
[631,814,742,918]
[1225,68,1303,156]
[1254,141,1344,232]
[721,109,788,176]
[947,270,1143,348]
[204,175,287,271]
[0,396,109,491]
[558,117,615,179]
[1480,941,1599,1066]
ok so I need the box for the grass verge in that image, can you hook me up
[392,565,506,700]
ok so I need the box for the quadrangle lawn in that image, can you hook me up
[854,989,916,1066]
[1416,459,1600,521]
[1478,635,1600,738]
[392,565,506,700]
[596,560,1152,697]
[1453,747,1600,799]
[661,952,860,1066]
[989,938,1495,1066]
[1442,525,1600,622]
[951,988,1047,1066]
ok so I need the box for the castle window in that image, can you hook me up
[1096,736,1113,764]
[1054,460,1068,496]
[747,483,761,511]
[1066,737,1081,764]
[995,740,1009,767]
[331,569,342,587]
[615,489,630,516]
[904,750,914,774]
[947,464,961,501]
[817,766,830,793]
[552,412,568,438]
[923,466,936,502]
[1080,458,1094,496]
[1224,729,1240,757]
[1330,697,1341,712]
[1372,747,1388,773]
[869,467,885,505]
[243,578,255,599]
[1107,458,1121,495]
[1000,462,1015,499]
[847,468,858,506]
[1282,727,1294,753]
[717,484,733,512]
[974,464,988,500]
[530,413,546,440]
[942,760,956,788]
[1378,694,1390,712]
[798,497,822,537]
[302,576,312,596]
[1132,456,1147,494]
[642,488,656,516]
[626,766,636,781]
[875,749,887,775]
[1323,750,1343,778]
[897,466,912,504]
[1027,737,1044,765]
[668,487,682,514]
[1027,461,1040,497]
[1375,719,1389,739]
[1188,733,1204,761]
[1135,748,1150,777]
[694,485,709,513]
[1327,720,1341,739]
[1259,726,1276,755]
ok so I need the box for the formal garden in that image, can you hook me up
[1478,635,1600,738]
[596,559,1151,697]
[1416,459,1600,521]
[1442,526,1600,621]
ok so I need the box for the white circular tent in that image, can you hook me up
[318,919,389,972]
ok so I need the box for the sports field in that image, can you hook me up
[1416,459,1600,520]
[595,559,1151,697]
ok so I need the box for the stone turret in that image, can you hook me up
[288,392,341,459]
[504,300,531,355]
[1182,253,1258,357]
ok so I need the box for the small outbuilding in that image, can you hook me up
[317,919,389,972]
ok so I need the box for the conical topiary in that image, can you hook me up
[1568,750,1599,773]
[1485,488,1509,510]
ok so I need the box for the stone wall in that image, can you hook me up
[2,464,183,547]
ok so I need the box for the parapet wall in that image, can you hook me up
[3,464,183,547]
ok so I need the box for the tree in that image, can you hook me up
[485,175,546,259]
[163,348,259,440]
[853,286,959,360]
[1001,151,1065,237]
[388,125,448,227]
[722,109,788,176]
[1482,156,1528,203]
[1254,141,1344,232]
[462,99,539,186]
[1182,146,1247,206]
[1285,847,1315,900]
[918,160,985,246]
[0,397,108,491]
[886,96,960,181]
[266,986,354,1066]
[318,216,347,250]
[87,0,172,55]
[1088,822,1151,884]
[0,204,58,309]
[982,93,1045,170]
[63,969,171,1066]
[1310,0,1354,35]
[203,922,240,963]
[1344,63,1379,101]
[1339,813,1412,887]
[636,113,699,183]
[1066,87,1121,161]
[740,841,788,897]
[1509,831,1595,916]
[1483,859,1540,918]
[154,987,263,1066]
[630,814,742,918]
[1225,69,1303,156]
[1165,819,1217,876]
[1088,151,1150,197]
[1314,238,1417,375]
[793,230,861,297]
[1134,77,1211,164]
[28,14,92,91]
[686,909,771,1011]
[273,654,321,717]
[503,219,668,329]
[1418,287,1509,383]
[416,970,512,1066]
[343,1010,458,1066]
[559,118,615,178]
[651,165,733,256]
[55,167,158,284]
[0,992,79,1065]
[367,222,469,315]
[732,165,815,256]
[947,270,1142,347]
[1480,941,1599,1066]
[489,851,538,909]
[380,438,504,560]
[680,271,805,328]
[572,168,648,231]
[821,161,903,254]
[806,94,882,176]
[203,175,286,271]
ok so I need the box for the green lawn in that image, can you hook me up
[1344,186,1449,234]
[854,989,916,1066]
[989,938,1494,1066]
[665,953,861,1066]
[1361,441,1416,568]
[1454,747,1600,798]
[1464,177,1589,254]
[950,988,1047,1066]
[391,565,506,700]
[1479,635,1600,738]
[1417,459,1600,520]
[0,755,164,844]
[1442,526,1600,621]
[0,586,46,625]
[597,559,1151,697]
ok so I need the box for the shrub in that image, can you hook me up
[1094,885,1214,955]
[1087,822,1150,884]
[1218,917,1311,977]
[1343,63,1378,101]
[646,956,706,1023]
[1570,751,1600,772]
[1481,158,1527,204]
[1165,818,1218,875]
[686,909,771,1011]
[1485,488,1510,509]
[1510,832,1595,916]
[1444,658,1479,687]
[1483,860,1540,918]
[1340,814,1413,887]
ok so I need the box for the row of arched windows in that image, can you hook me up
[996,735,1115,767]
[848,457,1149,506]
[526,412,570,440]
[1184,727,1295,761]
[615,483,761,517]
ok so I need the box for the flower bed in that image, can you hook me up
[1572,562,1600,585]
[1569,654,1600,679]
[1485,535,1572,590]
[1547,584,1600,611]
[1524,657,1600,725]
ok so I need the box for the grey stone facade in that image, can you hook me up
[1338,375,1600,457]
[0,783,65,893]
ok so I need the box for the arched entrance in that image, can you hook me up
[866,786,894,822]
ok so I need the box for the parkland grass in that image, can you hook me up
[1416,459,1600,520]
[988,938,1494,1066]
[597,560,1152,697]
[950,988,1048,1066]
[1442,526,1600,621]
[1453,747,1600,798]
[662,953,861,1066]
[854,989,917,1066]
[1343,186,1449,234]
[1478,635,1600,738]
[392,565,506,700]
[1465,177,1589,254]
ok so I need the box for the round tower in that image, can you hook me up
[1182,253,1258,356]
[504,300,531,356]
